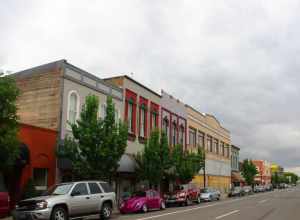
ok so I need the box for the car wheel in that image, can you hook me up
[51,206,68,220]
[160,201,166,210]
[142,204,148,213]
[101,202,112,219]
[197,196,201,204]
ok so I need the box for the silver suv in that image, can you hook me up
[13,181,116,220]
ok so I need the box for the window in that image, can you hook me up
[220,142,225,156]
[179,125,184,145]
[172,122,177,146]
[33,168,48,191]
[189,128,196,148]
[140,107,146,137]
[68,91,79,126]
[128,102,133,133]
[151,112,157,129]
[198,132,205,148]
[72,183,88,195]
[207,136,212,152]
[163,117,169,141]
[88,182,102,194]
[100,103,107,119]
[100,182,113,193]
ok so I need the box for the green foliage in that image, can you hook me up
[57,95,128,181]
[22,178,39,199]
[0,76,19,171]
[171,145,205,184]
[241,159,258,186]
[135,130,172,188]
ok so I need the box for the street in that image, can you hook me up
[116,187,300,220]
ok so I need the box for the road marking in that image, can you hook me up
[258,199,268,204]
[215,210,240,219]
[135,190,277,220]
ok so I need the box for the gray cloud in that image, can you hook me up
[1,0,300,169]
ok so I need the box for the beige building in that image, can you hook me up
[186,105,231,192]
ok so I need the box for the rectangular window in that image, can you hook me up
[198,132,205,148]
[128,103,133,133]
[140,108,146,137]
[207,136,212,152]
[189,128,196,148]
[88,182,102,194]
[33,168,48,191]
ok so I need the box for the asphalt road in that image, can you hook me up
[116,186,300,220]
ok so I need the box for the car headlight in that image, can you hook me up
[179,193,186,197]
[36,201,48,210]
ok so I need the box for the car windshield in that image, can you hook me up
[132,191,146,197]
[45,183,74,195]
[201,188,210,193]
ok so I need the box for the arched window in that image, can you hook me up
[172,121,177,146]
[163,117,169,141]
[67,91,80,126]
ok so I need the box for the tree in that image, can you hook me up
[241,159,258,186]
[171,145,205,184]
[135,130,172,189]
[0,76,19,171]
[57,95,128,181]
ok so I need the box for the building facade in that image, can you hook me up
[231,145,243,187]
[14,60,123,190]
[252,160,272,185]
[186,105,231,192]
[160,90,187,149]
[104,75,161,196]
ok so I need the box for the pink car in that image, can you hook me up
[120,190,165,214]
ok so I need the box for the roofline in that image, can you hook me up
[231,145,240,150]
[103,75,161,98]
[11,59,122,93]
[185,104,230,133]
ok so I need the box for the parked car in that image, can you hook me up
[120,190,165,214]
[242,186,253,195]
[254,185,265,193]
[13,181,116,220]
[165,183,201,206]
[228,187,244,197]
[200,188,220,201]
[0,183,10,218]
[264,184,273,191]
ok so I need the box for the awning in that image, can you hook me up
[117,154,136,173]
[232,171,244,182]
[15,143,30,168]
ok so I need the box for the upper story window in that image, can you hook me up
[100,103,107,119]
[198,131,205,148]
[150,102,159,131]
[163,116,169,141]
[172,121,177,146]
[207,135,213,152]
[179,125,185,145]
[128,101,134,132]
[139,105,146,137]
[189,127,196,148]
[67,91,80,126]
[125,89,137,136]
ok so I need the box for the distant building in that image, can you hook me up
[252,160,272,185]
[231,145,243,187]
[186,105,231,192]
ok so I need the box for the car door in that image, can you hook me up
[88,182,104,213]
[69,183,94,217]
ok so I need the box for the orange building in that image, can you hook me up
[5,124,57,207]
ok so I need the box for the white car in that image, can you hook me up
[200,188,220,201]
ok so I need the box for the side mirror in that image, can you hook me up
[71,191,81,197]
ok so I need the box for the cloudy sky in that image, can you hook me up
[1,1,300,174]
